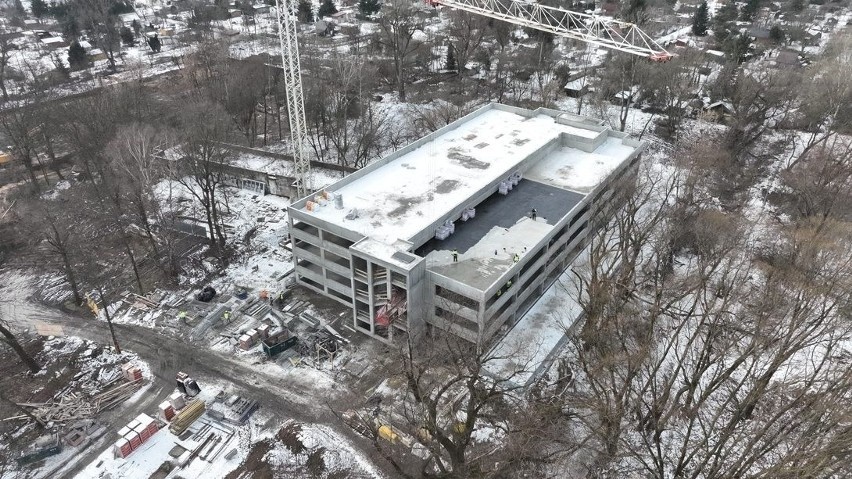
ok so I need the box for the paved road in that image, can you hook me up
[0,271,393,478]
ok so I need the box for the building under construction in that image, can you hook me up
[287,104,644,347]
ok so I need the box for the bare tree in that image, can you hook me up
[784,34,852,171]
[547,156,852,478]
[105,123,171,268]
[1,97,48,192]
[342,318,552,478]
[0,28,18,102]
[172,101,234,258]
[378,0,424,102]
[72,0,122,70]
[445,10,487,75]
[22,195,85,305]
[0,311,40,373]
[304,52,388,168]
[638,49,704,141]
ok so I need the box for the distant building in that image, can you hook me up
[772,49,801,68]
[563,73,592,98]
[39,35,68,50]
[288,104,644,348]
[88,48,108,62]
[704,100,733,123]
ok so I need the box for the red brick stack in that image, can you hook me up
[113,414,160,459]
[121,362,143,381]
[158,401,176,422]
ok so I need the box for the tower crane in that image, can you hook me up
[274,0,671,199]
[431,0,672,61]
[274,0,311,199]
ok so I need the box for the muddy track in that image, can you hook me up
[0,285,396,478]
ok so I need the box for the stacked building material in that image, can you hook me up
[119,423,142,451]
[239,333,255,350]
[158,401,176,422]
[169,399,206,436]
[132,413,159,442]
[113,437,132,458]
[460,207,476,221]
[256,323,272,339]
[121,362,143,381]
[168,391,186,410]
[435,219,455,240]
[114,414,160,458]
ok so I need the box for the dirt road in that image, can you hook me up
[0,270,394,478]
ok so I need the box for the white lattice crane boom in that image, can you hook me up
[274,0,670,199]
[432,0,672,61]
[274,0,311,199]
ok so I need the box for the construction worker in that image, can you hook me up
[513,253,520,263]
[178,311,188,322]
[496,288,502,297]
[506,280,512,288]
[223,310,231,322]
[452,249,458,262]
[531,208,537,221]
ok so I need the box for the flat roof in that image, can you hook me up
[416,179,584,256]
[426,217,552,290]
[419,179,585,289]
[526,138,636,193]
[302,106,608,246]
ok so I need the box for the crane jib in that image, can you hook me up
[428,0,671,61]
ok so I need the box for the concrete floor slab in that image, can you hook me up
[416,179,586,257]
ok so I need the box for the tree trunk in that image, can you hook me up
[395,55,406,102]
[120,236,144,293]
[21,152,41,192]
[136,193,161,262]
[34,151,51,187]
[49,220,83,305]
[0,321,40,373]
[99,290,122,354]
[60,250,83,305]
[43,132,65,180]
[202,194,218,250]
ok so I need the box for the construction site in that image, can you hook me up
[288,103,644,347]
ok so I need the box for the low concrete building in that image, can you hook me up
[287,103,644,348]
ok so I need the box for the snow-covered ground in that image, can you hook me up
[1,336,154,479]
[73,380,384,479]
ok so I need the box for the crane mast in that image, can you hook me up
[432,0,671,61]
[275,0,311,199]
